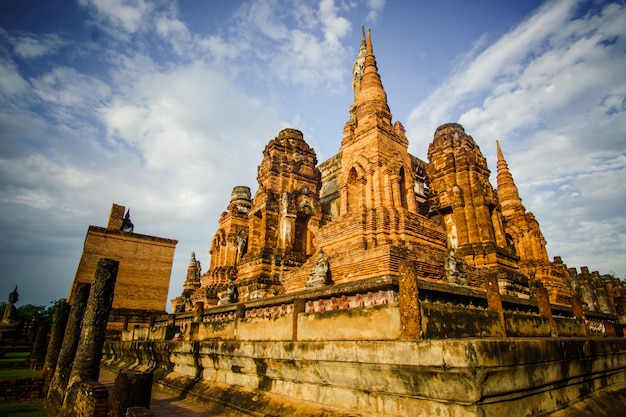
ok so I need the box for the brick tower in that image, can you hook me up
[426,124,532,296]
[496,141,571,303]
[232,129,324,301]
[280,29,447,291]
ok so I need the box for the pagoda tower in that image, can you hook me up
[425,124,536,297]
[235,128,324,300]
[496,141,571,303]
[171,252,202,312]
[194,186,252,305]
[280,29,447,292]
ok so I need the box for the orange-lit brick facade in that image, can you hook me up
[175,29,620,314]
[70,204,177,338]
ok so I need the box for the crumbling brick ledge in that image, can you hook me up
[0,377,44,402]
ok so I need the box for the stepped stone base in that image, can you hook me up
[103,338,626,417]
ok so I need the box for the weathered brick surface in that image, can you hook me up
[177,29,625,336]
[70,380,109,417]
[0,377,44,401]
[68,205,177,334]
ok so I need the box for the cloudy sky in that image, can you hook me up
[1,0,624,310]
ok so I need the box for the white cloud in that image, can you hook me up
[319,0,352,42]
[0,57,29,95]
[10,33,66,59]
[404,0,626,274]
[406,0,577,150]
[365,0,385,22]
[236,0,290,41]
[80,0,152,35]
[31,66,111,107]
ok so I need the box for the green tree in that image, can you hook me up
[2,299,66,326]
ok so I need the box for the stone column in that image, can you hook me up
[364,173,375,245]
[42,300,70,389]
[292,299,306,341]
[45,284,91,414]
[390,174,402,208]
[486,272,507,337]
[399,261,421,339]
[29,320,50,370]
[110,370,153,417]
[373,170,382,208]
[48,283,91,394]
[61,258,118,416]
[192,302,204,323]
[535,283,557,337]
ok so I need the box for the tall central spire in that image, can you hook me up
[351,26,367,101]
[354,28,389,114]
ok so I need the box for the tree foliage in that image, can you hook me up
[0,299,65,326]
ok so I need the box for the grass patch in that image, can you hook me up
[0,399,44,417]
[0,369,42,379]
[0,352,30,362]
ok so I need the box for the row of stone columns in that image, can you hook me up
[44,258,119,417]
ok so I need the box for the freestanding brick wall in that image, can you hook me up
[68,204,177,337]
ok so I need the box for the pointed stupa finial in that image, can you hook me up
[353,28,389,114]
[189,252,197,266]
[496,140,525,217]
[496,140,505,164]
[361,25,366,48]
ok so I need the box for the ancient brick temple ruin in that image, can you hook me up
[99,29,626,417]
[69,204,177,338]
[172,29,614,313]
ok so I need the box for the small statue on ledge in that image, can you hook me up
[306,250,330,288]
[445,248,467,285]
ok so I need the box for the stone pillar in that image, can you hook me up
[61,258,118,416]
[398,261,421,339]
[192,302,204,323]
[535,283,557,337]
[292,299,306,341]
[615,296,626,325]
[391,175,402,208]
[570,293,585,320]
[48,283,91,394]
[29,320,49,370]
[236,304,246,319]
[486,272,507,337]
[373,170,382,207]
[365,172,373,209]
[42,301,70,389]
[110,370,153,417]
[45,284,90,414]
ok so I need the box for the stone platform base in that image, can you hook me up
[102,338,626,417]
[545,381,626,416]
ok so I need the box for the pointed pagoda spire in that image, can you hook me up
[366,27,373,54]
[496,140,526,218]
[360,25,366,49]
[351,25,368,102]
[183,251,201,292]
[354,28,389,111]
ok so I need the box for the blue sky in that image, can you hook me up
[1,0,624,309]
